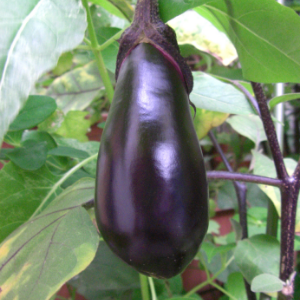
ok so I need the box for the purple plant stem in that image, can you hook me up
[251,82,300,300]
[207,171,282,187]
[251,82,288,180]
[208,131,257,300]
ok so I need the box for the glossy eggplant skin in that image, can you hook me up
[95,43,208,279]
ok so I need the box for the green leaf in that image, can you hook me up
[225,272,247,300]
[22,131,57,151]
[96,27,121,73]
[70,241,140,300]
[168,297,201,300]
[194,109,229,139]
[48,146,89,159]
[9,95,57,131]
[0,0,86,146]
[104,0,134,21]
[0,162,61,243]
[269,93,300,109]
[226,115,266,146]
[234,234,280,283]
[207,220,220,234]
[54,138,99,176]
[0,178,99,300]
[201,242,235,263]
[55,111,91,142]
[38,110,65,134]
[158,0,214,22]
[52,52,74,76]
[6,140,48,170]
[251,274,284,293]
[208,66,244,81]
[205,0,300,83]
[194,6,226,34]
[47,61,105,113]
[90,0,134,21]
[191,72,254,115]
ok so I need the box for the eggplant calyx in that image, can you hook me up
[116,0,193,94]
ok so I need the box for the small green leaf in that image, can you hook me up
[0,178,99,300]
[200,242,235,263]
[227,115,266,146]
[6,140,48,170]
[234,234,280,283]
[52,52,74,76]
[191,72,254,115]
[9,95,57,131]
[207,220,220,234]
[269,93,300,109]
[225,272,247,300]
[22,131,57,151]
[158,0,214,22]
[90,0,128,19]
[251,274,284,293]
[54,138,100,176]
[55,111,91,142]
[48,146,89,159]
[103,0,134,21]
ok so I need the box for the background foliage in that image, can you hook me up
[0,0,300,299]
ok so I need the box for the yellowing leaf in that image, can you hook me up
[194,108,229,139]
[253,151,300,232]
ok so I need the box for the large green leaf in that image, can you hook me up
[0,178,99,300]
[204,0,300,83]
[0,0,87,146]
[226,114,266,146]
[0,162,61,243]
[158,0,214,22]
[70,242,140,300]
[191,72,254,115]
[234,234,280,283]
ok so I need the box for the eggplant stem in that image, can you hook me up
[140,274,150,300]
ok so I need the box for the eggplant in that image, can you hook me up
[95,0,208,279]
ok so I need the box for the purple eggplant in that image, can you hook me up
[95,0,208,279]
